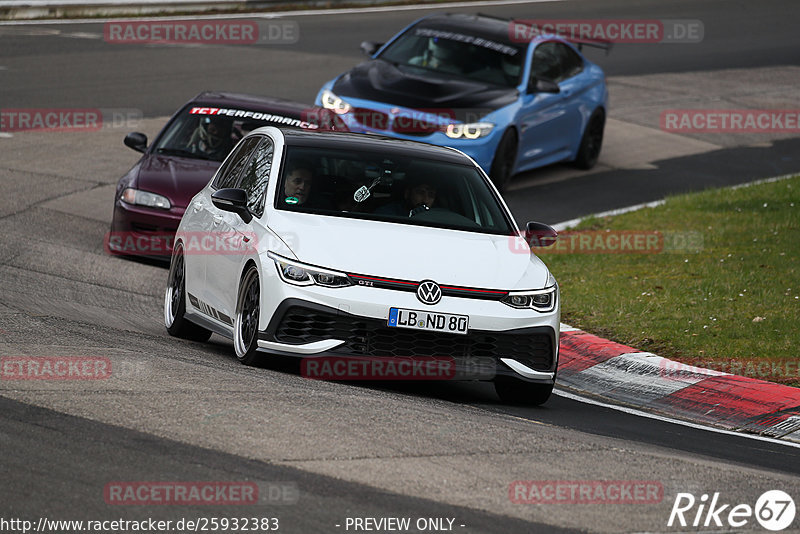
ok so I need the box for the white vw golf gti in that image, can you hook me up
[165,127,560,404]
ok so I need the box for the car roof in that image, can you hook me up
[279,129,473,165]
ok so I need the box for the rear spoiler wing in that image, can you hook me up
[572,39,613,55]
[506,18,614,55]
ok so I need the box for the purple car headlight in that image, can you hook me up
[121,188,171,210]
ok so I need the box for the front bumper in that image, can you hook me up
[108,200,185,261]
[256,297,558,384]
[316,97,503,173]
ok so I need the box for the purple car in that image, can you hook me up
[108,91,346,260]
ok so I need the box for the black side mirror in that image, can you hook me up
[124,132,148,153]
[360,41,383,56]
[528,77,560,94]
[525,221,557,247]
[211,188,253,224]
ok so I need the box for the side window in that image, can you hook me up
[531,42,583,83]
[237,136,274,218]
[556,43,584,79]
[211,136,260,190]
[531,42,560,82]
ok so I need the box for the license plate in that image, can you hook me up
[387,307,469,335]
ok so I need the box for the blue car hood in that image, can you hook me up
[332,59,518,119]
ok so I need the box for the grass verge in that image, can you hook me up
[542,175,799,386]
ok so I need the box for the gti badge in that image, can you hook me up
[417,280,442,305]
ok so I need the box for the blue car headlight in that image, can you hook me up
[320,89,353,115]
[444,122,494,139]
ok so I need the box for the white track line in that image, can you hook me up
[0,0,567,25]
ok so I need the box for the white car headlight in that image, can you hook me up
[268,252,352,288]
[502,274,558,312]
[320,89,352,115]
[121,188,171,210]
[444,122,494,139]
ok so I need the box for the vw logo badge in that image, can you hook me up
[417,280,442,305]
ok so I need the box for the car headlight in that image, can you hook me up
[268,252,352,288]
[502,273,558,312]
[320,89,352,115]
[444,122,494,139]
[121,188,171,210]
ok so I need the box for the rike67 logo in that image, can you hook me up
[668,490,796,531]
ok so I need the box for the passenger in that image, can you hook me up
[283,161,314,206]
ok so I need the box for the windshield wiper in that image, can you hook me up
[156,147,213,160]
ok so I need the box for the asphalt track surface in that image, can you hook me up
[1,0,800,532]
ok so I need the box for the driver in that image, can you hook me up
[187,116,233,160]
[409,37,461,74]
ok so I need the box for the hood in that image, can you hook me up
[267,212,549,290]
[332,59,518,119]
[134,154,221,209]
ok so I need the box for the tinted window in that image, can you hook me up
[152,105,342,163]
[274,146,514,235]
[531,42,583,83]
[379,25,524,87]
[236,136,274,218]
[557,43,584,79]
[212,136,260,190]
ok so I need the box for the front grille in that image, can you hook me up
[352,107,389,129]
[272,305,554,371]
[391,119,438,136]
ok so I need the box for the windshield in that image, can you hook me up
[379,25,524,87]
[275,146,515,235]
[153,106,344,162]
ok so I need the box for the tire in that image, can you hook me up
[233,265,261,366]
[494,376,554,406]
[164,245,213,342]
[489,129,518,193]
[573,110,605,170]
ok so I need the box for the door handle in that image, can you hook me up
[213,215,223,226]
[192,202,201,213]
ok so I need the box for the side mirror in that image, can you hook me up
[124,132,148,153]
[525,221,557,247]
[360,41,383,56]
[528,77,560,94]
[211,188,253,224]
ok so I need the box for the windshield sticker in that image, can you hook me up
[189,107,319,129]
[285,196,299,205]
[415,28,518,56]
[353,185,371,203]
